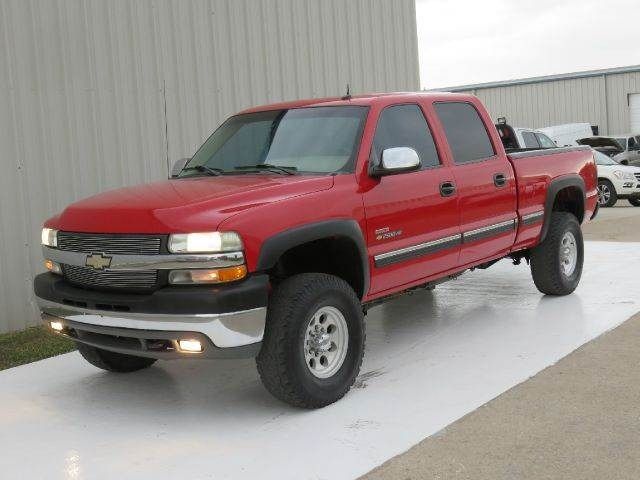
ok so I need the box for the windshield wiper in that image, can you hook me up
[234,164,297,175]
[181,165,224,176]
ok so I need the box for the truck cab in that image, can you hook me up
[35,92,598,408]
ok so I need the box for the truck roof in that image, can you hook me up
[239,91,474,113]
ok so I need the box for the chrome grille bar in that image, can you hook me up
[57,232,163,255]
[62,265,159,289]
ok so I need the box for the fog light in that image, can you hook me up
[169,265,247,284]
[44,259,62,275]
[178,339,202,353]
[50,321,64,332]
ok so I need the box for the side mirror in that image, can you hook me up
[170,158,190,178]
[370,147,421,177]
[619,159,629,165]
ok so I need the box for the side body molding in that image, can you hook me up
[540,174,586,242]
[256,219,370,299]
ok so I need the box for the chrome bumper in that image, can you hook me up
[38,298,267,359]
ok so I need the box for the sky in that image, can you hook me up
[416,0,640,89]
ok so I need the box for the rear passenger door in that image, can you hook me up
[363,104,460,295]
[433,102,517,266]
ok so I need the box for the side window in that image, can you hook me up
[373,104,440,168]
[535,133,556,148]
[628,136,638,150]
[521,131,540,148]
[434,102,495,164]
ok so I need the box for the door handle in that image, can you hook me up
[439,181,456,197]
[493,173,507,187]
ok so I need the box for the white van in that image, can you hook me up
[538,123,593,147]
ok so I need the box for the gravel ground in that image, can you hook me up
[361,204,640,480]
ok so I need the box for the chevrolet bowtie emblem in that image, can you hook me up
[85,252,112,270]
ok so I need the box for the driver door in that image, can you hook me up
[362,103,461,295]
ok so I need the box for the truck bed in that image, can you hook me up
[507,145,598,250]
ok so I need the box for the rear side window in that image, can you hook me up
[434,102,495,164]
[522,131,540,148]
[373,104,440,168]
[535,133,556,148]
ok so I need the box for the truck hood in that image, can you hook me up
[577,137,624,153]
[598,163,640,174]
[49,175,334,233]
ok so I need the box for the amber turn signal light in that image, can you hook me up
[168,265,247,284]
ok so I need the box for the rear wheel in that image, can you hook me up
[256,273,365,408]
[628,197,640,207]
[597,179,617,207]
[530,212,583,296]
[76,343,157,372]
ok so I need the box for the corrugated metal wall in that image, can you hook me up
[457,71,640,134]
[0,0,419,333]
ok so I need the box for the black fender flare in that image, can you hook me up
[256,219,370,299]
[540,174,586,242]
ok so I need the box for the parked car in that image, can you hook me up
[594,149,640,207]
[35,93,598,408]
[577,135,640,166]
[494,119,557,150]
[538,123,594,147]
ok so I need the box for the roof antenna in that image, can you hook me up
[341,83,351,100]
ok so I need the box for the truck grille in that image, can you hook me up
[62,264,159,290]
[635,173,640,182]
[57,232,163,255]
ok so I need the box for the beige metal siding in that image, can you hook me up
[457,71,640,135]
[0,0,419,333]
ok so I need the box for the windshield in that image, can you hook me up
[180,106,368,176]
[593,150,618,165]
[614,137,627,149]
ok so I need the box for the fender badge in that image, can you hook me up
[85,252,112,270]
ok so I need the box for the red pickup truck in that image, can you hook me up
[35,93,598,408]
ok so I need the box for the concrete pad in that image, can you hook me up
[1,242,638,480]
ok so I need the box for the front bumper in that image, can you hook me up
[34,273,269,359]
[612,178,640,198]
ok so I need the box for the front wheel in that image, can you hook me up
[628,197,640,207]
[597,179,617,207]
[256,273,365,408]
[530,212,584,296]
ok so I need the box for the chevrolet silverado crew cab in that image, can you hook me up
[35,92,598,408]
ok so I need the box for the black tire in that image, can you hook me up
[256,273,365,408]
[597,179,617,207]
[530,212,583,296]
[628,197,640,207]
[76,343,157,372]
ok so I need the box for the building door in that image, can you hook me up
[630,94,640,133]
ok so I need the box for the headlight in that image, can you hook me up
[168,231,243,253]
[41,228,58,247]
[612,170,635,180]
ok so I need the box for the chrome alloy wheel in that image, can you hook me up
[304,306,349,379]
[560,231,578,276]
[597,183,611,206]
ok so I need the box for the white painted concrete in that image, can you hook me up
[1,242,639,480]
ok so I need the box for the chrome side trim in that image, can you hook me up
[521,210,545,225]
[42,246,244,270]
[37,298,266,349]
[374,218,519,268]
[374,234,462,267]
[462,219,517,243]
